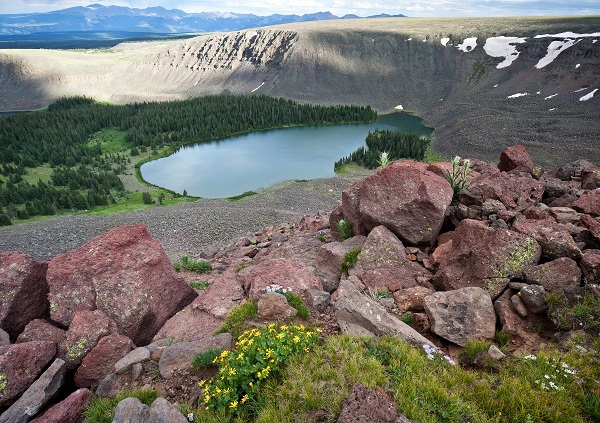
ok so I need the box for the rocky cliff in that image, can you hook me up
[0,17,599,165]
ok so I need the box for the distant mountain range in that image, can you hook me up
[0,3,405,39]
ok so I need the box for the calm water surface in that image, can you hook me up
[141,113,433,198]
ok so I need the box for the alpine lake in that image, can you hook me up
[140,112,433,198]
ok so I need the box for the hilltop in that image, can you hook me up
[1,17,599,166]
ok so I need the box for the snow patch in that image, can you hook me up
[534,32,600,39]
[395,105,404,110]
[507,92,528,98]
[247,31,258,38]
[483,36,527,69]
[441,37,450,47]
[548,108,557,111]
[594,40,598,43]
[574,88,587,93]
[406,38,412,41]
[575,63,581,68]
[535,39,579,69]
[536,91,541,95]
[579,89,598,101]
[457,37,477,52]
[251,82,265,93]
[493,84,499,88]
[544,94,558,100]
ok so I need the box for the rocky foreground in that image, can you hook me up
[1,145,599,422]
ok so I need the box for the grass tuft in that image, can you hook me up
[83,388,158,423]
[334,218,354,240]
[173,254,212,273]
[463,339,492,358]
[193,348,223,372]
[340,248,361,276]
[215,301,258,338]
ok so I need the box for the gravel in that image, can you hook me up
[0,171,371,261]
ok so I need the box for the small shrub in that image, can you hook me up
[193,349,223,372]
[494,330,511,348]
[83,388,158,423]
[200,324,320,413]
[142,191,152,205]
[215,301,258,338]
[400,314,414,325]
[173,255,212,273]
[340,248,361,276]
[445,156,472,201]
[189,281,210,290]
[369,289,390,299]
[463,339,492,358]
[334,218,354,240]
[280,291,310,319]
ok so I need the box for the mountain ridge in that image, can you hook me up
[0,4,405,38]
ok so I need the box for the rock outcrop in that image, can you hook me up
[46,224,196,346]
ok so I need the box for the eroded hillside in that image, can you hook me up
[0,17,599,166]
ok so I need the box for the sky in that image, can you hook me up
[0,0,598,17]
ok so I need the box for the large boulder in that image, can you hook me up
[16,319,65,346]
[524,258,581,294]
[316,236,367,293]
[192,270,245,319]
[74,334,135,388]
[459,172,545,207]
[581,250,600,284]
[0,341,56,407]
[355,161,453,246]
[498,144,535,175]
[152,304,223,343]
[349,226,423,292]
[580,215,600,243]
[112,397,149,423]
[433,219,541,298]
[243,258,323,301]
[29,388,91,423]
[158,333,233,379]
[333,280,432,347]
[58,309,118,370]
[0,359,66,423]
[512,219,581,260]
[0,252,48,341]
[424,287,496,346]
[46,225,196,345]
[572,190,600,216]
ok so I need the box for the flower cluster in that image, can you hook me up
[262,284,292,294]
[199,324,321,412]
[524,354,576,391]
[422,344,456,365]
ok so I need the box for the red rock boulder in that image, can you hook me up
[46,225,196,345]
[59,309,118,370]
[16,319,65,347]
[572,190,600,216]
[74,334,135,388]
[0,252,48,340]
[524,257,582,294]
[498,144,535,175]
[581,250,600,284]
[0,341,56,407]
[512,219,581,260]
[459,172,545,208]
[433,219,541,299]
[243,258,323,301]
[357,161,453,246]
[29,388,91,423]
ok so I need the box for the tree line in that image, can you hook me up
[0,95,377,225]
[334,129,431,171]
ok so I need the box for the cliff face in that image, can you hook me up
[0,17,599,166]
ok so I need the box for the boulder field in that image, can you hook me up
[1,145,599,422]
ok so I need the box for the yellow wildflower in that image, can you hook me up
[293,335,300,343]
[198,380,205,387]
[277,333,285,339]
[281,325,288,330]
[241,394,249,404]
[237,352,244,360]
[220,350,229,359]
[230,400,238,409]
[229,367,237,375]
[204,394,211,403]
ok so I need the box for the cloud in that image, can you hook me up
[1,0,599,16]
